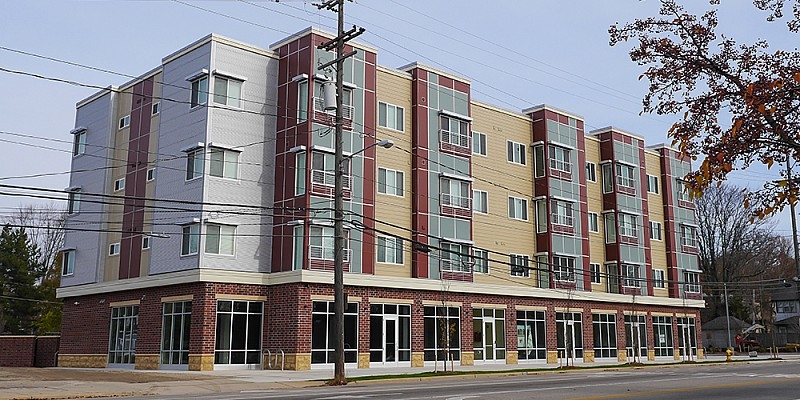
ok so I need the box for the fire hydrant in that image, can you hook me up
[726,348,733,362]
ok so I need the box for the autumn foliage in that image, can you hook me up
[610,0,800,219]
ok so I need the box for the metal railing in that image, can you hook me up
[311,170,351,189]
[440,129,469,148]
[309,246,352,262]
[314,97,354,120]
[441,193,471,209]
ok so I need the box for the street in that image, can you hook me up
[107,360,800,400]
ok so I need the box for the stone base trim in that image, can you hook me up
[135,354,159,370]
[618,350,627,363]
[583,352,595,363]
[460,352,474,366]
[411,352,424,367]
[547,351,559,364]
[358,353,369,369]
[281,353,310,370]
[648,350,655,361]
[506,351,518,365]
[188,354,215,371]
[697,348,704,359]
[58,354,107,368]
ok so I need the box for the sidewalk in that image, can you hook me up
[2,353,797,400]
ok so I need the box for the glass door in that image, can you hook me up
[384,315,398,363]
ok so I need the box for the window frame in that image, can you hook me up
[439,114,470,149]
[142,236,151,250]
[186,148,204,181]
[588,212,599,233]
[548,144,572,173]
[473,249,489,274]
[377,235,404,265]
[653,269,666,289]
[472,131,487,156]
[378,102,405,132]
[550,199,574,227]
[61,249,75,276]
[616,163,636,189]
[586,162,597,182]
[152,102,160,115]
[510,253,530,277]
[181,223,200,256]
[208,147,240,180]
[212,75,243,108]
[114,178,126,192]
[72,130,86,156]
[67,190,81,215]
[118,115,130,130]
[552,255,576,283]
[681,225,697,247]
[590,263,601,284]
[439,242,472,273]
[440,177,471,210]
[472,189,488,214]
[109,242,121,256]
[618,213,638,238]
[684,271,701,293]
[190,75,209,108]
[507,140,527,165]
[508,196,529,221]
[378,167,404,197]
[205,223,236,256]
[647,174,659,194]
[146,168,156,182]
[649,221,663,241]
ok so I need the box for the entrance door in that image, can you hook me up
[483,319,495,361]
[384,315,398,364]
[564,321,576,361]
[628,322,641,362]
[680,324,694,361]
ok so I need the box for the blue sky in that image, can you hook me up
[0,0,795,236]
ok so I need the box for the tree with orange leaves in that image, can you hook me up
[609,0,800,220]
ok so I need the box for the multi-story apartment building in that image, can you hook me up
[57,28,704,371]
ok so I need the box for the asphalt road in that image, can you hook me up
[106,361,800,400]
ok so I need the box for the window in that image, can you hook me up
[676,179,691,202]
[109,242,121,256]
[473,249,489,274]
[507,141,527,165]
[588,212,599,233]
[472,131,487,156]
[114,178,125,192]
[377,236,403,264]
[313,82,353,120]
[142,236,151,250]
[370,303,412,364]
[181,223,200,256]
[654,269,666,288]
[535,199,547,233]
[73,130,86,156]
[161,301,191,365]
[517,310,547,360]
[622,264,640,288]
[601,163,613,193]
[590,263,601,284]
[677,317,698,357]
[119,115,130,129]
[379,102,404,131]
[310,226,349,261]
[647,174,659,194]
[67,191,81,215]
[776,301,797,313]
[378,168,404,196]
[586,162,597,182]
[292,225,304,270]
[533,144,544,177]
[61,249,75,276]
[681,225,697,247]
[549,145,571,173]
[604,213,616,243]
[552,256,575,282]
[312,152,350,189]
[298,80,308,122]
[440,115,470,148]
[619,213,638,238]
[556,312,584,359]
[508,197,528,221]
[147,168,156,182]
[625,315,648,362]
[313,301,358,364]
[472,190,488,214]
[653,316,674,357]
[440,242,471,272]
[108,305,138,365]
[186,149,204,180]
[650,221,662,240]
[152,102,160,115]
[190,75,208,108]
[209,148,239,179]
[473,308,506,362]
[215,300,262,365]
[684,271,700,293]
[510,254,530,277]
[423,306,460,362]
[213,76,242,107]
[205,224,235,255]
[616,163,636,189]
[550,199,574,227]
[441,177,470,209]
[593,314,618,359]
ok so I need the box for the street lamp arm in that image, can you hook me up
[345,139,394,161]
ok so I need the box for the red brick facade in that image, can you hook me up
[0,335,59,367]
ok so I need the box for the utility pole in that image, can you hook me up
[786,156,800,278]
[316,0,364,385]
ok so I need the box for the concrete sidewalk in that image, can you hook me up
[1,353,797,400]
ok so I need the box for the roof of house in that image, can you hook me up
[701,316,751,331]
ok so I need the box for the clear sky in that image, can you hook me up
[0,0,795,237]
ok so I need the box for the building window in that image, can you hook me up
[109,305,138,365]
[533,144,545,177]
[215,300,262,365]
[213,76,242,108]
[152,102,160,115]
[118,115,130,130]
[292,225,304,270]
[209,147,239,179]
[61,249,75,276]
[205,224,235,255]
[593,314,618,359]
[161,301,191,365]
[508,141,527,165]
[312,152,350,189]
[313,301,358,364]
[590,263,601,283]
[377,236,403,264]
[440,242,471,272]
[586,162,597,182]
[378,168,404,196]
[378,102,404,131]
[517,310,547,360]
[473,308,506,362]
[676,179,691,202]
[653,316,674,357]
[549,145,571,173]
[472,131,487,156]
[616,163,636,189]
[114,178,125,192]
[556,312,584,360]
[440,115,470,149]
[684,271,700,293]
[508,197,528,221]
[67,191,81,215]
[441,177,471,209]
[552,256,575,282]
[309,226,349,261]
[776,301,797,313]
[298,79,308,122]
[625,315,648,362]
[677,317,698,357]
[295,152,306,195]
[146,168,156,182]
[186,149,204,181]
[588,212,599,233]
[535,199,547,233]
[535,255,550,288]
[510,254,530,277]
[109,242,121,256]
[142,236,151,250]
[370,303,412,364]
[681,225,697,247]
[181,223,200,256]
[550,199,574,227]
[647,174,659,194]
[604,213,616,243]
[601,163,613,193]
[473,249,489,274]
[619,213,638,238]
[73,130,86,156]
[313,82,353,120]
[472,190,488,214]
[622,264,640,288]
[423,306,460,362]
[654,269,666,288]
[650,221,662,240]
[190,75,208,108]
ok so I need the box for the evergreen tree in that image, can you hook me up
[0,224,44,333]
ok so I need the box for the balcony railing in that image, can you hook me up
[551,213,574,227]
[549,158,571,173]
[441,193,471,209]
[309,245,351,263]
[440,129,469,148]
[311,170,351,189]
[314,97,353,120]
